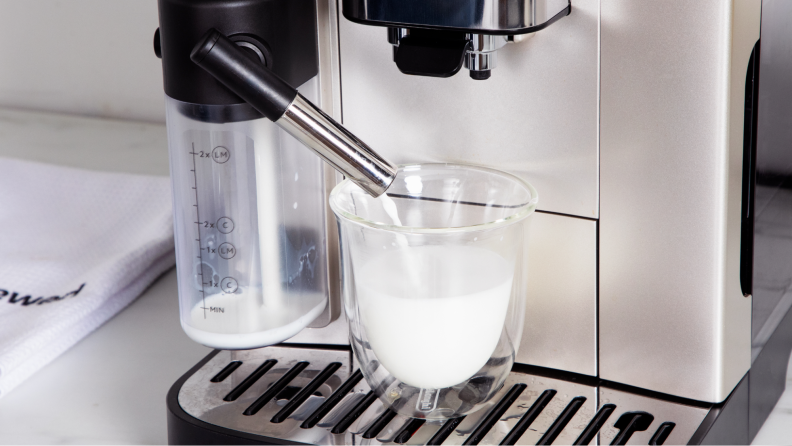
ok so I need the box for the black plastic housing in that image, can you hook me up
[156,0,318,106]
[740,41,760,297]
[393,30,469,78]
[191,29,298,121]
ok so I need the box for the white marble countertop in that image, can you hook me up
[0,107,788,444]
[755,382,792,444]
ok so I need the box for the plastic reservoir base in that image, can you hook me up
[181,298,327,350]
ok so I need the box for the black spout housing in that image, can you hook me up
[343,0,571,80]
[392,30,469,78]
[156,0,318,106]
[191,29,298,122]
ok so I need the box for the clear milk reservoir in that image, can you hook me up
[330,164,538,419]
[166,79,332,349]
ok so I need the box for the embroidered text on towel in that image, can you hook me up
[0,283,86,306]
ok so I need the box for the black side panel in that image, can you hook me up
[689,374,749,445]
[740,40,759,297]
[751,0,792,342]
[166,350,305,445]
[748,2,792,441]
[749,304,792,441]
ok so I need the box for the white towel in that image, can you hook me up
[0,158,175,397]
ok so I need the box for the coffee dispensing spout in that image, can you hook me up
[344,0,571,80]
[191,29,397,197]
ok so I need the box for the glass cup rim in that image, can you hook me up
[329,163,539,234]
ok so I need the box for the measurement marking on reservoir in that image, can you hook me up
[200,306,225,314]
[191,142,207,319]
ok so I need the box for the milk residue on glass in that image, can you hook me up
[184,290,326,349]
[355,194,514,389]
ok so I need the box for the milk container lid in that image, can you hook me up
[155,0,319,107]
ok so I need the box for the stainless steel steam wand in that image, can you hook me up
[191,28,397,197]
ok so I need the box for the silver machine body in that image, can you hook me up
[166,0,792,444]
[292,0,760,402]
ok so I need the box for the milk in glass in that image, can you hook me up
[355,245,513,389]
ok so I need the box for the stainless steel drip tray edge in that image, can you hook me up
[167,349,307,446]
[166,345,336,446]
[166,344,790,445]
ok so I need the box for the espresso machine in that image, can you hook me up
[157,0,792,444]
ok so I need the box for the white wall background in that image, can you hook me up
[0,0,165,123]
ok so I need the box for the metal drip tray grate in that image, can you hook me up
[173,346,710,445]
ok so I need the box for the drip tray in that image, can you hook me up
[168,346,715,445]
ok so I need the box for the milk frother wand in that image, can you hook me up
[191,29,397,197]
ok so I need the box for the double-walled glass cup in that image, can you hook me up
[330,163,538,419]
